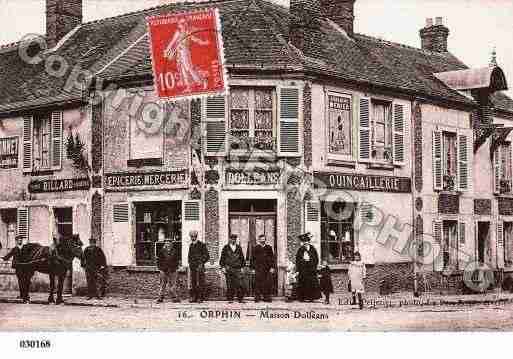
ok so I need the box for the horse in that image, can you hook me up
[16,235,83,304]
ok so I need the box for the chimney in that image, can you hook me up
[320,0,355,36]
[420,17,449,52]
[46,0,83,48]
[289,0,322,53]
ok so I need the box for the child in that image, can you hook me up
[285,260,297,302]
[348,251,366,309]
[319,260,333,304]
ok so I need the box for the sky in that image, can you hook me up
[0,0,512,97]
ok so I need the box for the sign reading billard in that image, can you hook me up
[105,170,188,189]
[28,178,91,193]
[226,170,281,186]
[314,172,411,193]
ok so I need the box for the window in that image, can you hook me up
[505,222,513,266]
[320,201,355,264]
[495,142,512,193]
[0,209,17,253]
[33,116,51,170]
[442,132,457,191]
[134,201,181,266]
[327,94,352,156]
[442,220,458,270]
[229,88,275,152]
[0,137,18,169]
[54,208,73,238]
[371,100,393,163]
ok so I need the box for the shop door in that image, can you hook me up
[229,211,277,297]
[477,222,490,265]
[54,208,73,295]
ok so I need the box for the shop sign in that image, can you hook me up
[226,170,281,186]
[105,170,188,189]
[314,172,411,193]
[28,178,91,193]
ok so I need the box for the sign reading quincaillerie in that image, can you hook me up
[28,178,91,193]
[314,172,411,193]
[105,170,188,189]
[226,170,281,186]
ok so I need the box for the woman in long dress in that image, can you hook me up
[295,233,321,302]
[348,251,366,309]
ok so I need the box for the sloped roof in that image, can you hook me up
[0,0,512,116]
[434,67,508,91]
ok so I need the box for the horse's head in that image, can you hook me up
[59,234,84,260]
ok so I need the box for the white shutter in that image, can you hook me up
[51,111,63,170]
[278,87,300,156]
[304,201,321,255]
[111,203,132,266]
[458,222,466,270]
[432,131,443,191]
[494,147,501,194]
[457,133,469,191]
[17,207,29,242]
[358,203,375,264]
[22,116,33,173]
[358,97,371,162]
[433,220,443,272]
[392,103,405,166]
[182,200,202,267]
[497,221,505,268]
[204,96,226,156]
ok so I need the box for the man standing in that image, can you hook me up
[220,234,245,303]
[156,227,180,303]
[187,230,210,303]
[81,237,107,300]
[295,233,322,302]
[2,235,24,301]
[250,234,275,302]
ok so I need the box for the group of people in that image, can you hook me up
[1,229,366,308]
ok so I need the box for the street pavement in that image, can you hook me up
[2,291,513,331]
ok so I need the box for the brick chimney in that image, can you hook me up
[289,0,322,53]
[320,0,355,36]
[420,17,449,52]
[46,0,83,48]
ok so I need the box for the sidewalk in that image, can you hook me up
[2,291,513,310]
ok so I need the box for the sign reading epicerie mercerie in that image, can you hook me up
[314,172,411,193]
[105,170,188,189]
[28,178,91,193]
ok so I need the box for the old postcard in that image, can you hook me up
[1,0,513,345]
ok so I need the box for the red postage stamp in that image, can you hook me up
[147,8,227,101]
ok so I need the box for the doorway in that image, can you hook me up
[54,208,73,294]
[228,199,277,296]
[477,221,490,265]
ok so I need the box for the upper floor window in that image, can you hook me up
[327,94,352,157]
[443,132,457,191]
[33,116,51,170]
[371,100,393,163]
[432,130,470,192]
[494,142,512,194]
[0,137,18,169]
[229,88,275,153]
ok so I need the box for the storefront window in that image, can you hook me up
[371,101,393,163]
[229,88,275,152]
[327,94,352,156]
[321,201,355,264]
[33,116,51,170]
[135,201,181,266]
[442,220,458,269]
[54,208,73,238]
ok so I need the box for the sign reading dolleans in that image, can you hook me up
[105,170,188,189]
[226,170,281,186]
[314,172,411,193]
[28,178,91,193]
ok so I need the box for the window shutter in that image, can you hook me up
[358,97,371,161]
[497,221,505,269]
[494,147,501,194]
[433,220,443,272]
[358,203,375,264]
[182,200,202,267]
[111,203,131,266]
[457,134,469,191]
[51,111,63,170]
[304,201,321,254]
[392,103,405,166]
[278,87,300,156]
[204,96,226,156]
[432,131,443,191]
[22,116,33,173]
[458,222,466,270]
[17,207,29,242]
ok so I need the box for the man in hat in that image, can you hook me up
[2,235,25,301]
[156,226,181,303]
[250,234,275,302]
[81,237,107,300]
[220,234,245,303]
[295,232,321,302]
[187,230,210,303]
